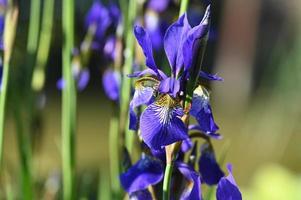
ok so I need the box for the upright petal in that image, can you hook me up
[102,69,120,101]
[120,155,164,193]
[176,162,202,200]
[158,77,180,97]
[140,94,188,149]
[134,26,160,77]
[164,14,191,76]
[216,164,242,200]
[190,86,219,134]
[199,143,224,185]
[129,77,159,130]
[183,5,210,72]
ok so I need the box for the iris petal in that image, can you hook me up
[129,77,159,130]
[120,155,164,193]
[77,69,90,91]
[140,94,188,149]
[164,14,191,76]
[216,164,242,200]
[176,162,202,200]
[134,26,160,77]
[183,5,210,72]
[190,86,219,134]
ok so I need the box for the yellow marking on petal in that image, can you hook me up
[135,76,159,90]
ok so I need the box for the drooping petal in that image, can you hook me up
[140,94,188,150]
[190,86,219,134]
[189,124,222,140]
[129,77,159,130]
[134,26,160,77]
[129,190,152,200]
[102,69,120,101]
[120,155,164,193]
[164,14,191,76]
[176,162,202,200]
[199,71,223,81]
[183,5,210,72]
[199,143,224,185]
[216,164,242,200]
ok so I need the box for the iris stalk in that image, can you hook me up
[62,0,76,199]
[0,1,18,168]
[31,0,55,91]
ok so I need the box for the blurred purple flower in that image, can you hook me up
[198,143,224,185]
[103,36,116,60]
[216,164,242,200]
[120,154,164,193]
[0,0,6,50]
[147,0,170,13]
[85,1,111,40]
[102,69,120,101]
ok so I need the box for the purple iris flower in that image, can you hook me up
[216,164,242,200]
[129,6,214,150]
[102,69,120,101]
[120,154,164,194]
[198,143,224,185]
[85,1,111,40]
[120,154,202,199]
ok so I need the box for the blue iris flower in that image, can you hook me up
[128,5,221,150]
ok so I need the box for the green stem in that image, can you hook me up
[179,0,190,16]
[13,107,33,200]
[27,0,41,54]
[0,1,18,168]
[108,107,120,198]
[31,0,55,91]
[120,0,137,157]
[62,0,76,199]
[162,163,174,200]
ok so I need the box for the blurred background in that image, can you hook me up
[1,0,301,199]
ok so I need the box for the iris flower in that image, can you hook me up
[216,164,242,200]
[128,5,221,150]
